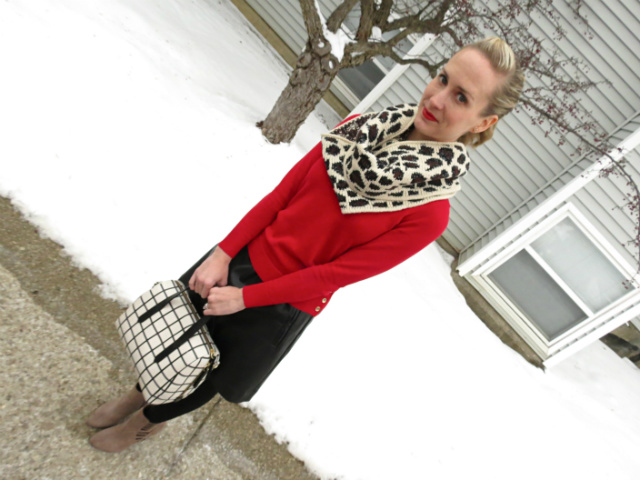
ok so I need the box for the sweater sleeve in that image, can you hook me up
[242,201,450,308]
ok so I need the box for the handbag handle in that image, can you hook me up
[154,314,212,364]
[137,287,213,364]
[138,291,184,323]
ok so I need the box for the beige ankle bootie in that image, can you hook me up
[86,387,146,429]
[89,407,166,453]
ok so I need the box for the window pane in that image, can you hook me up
[531,218,628,312]
[337,61,386,100]
[489,249,587,340]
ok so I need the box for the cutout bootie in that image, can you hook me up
[89,407,166,453]
[86,387,146,429]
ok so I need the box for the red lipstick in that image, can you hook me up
[422,107,437,122]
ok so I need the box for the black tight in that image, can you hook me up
[137,377,219,423]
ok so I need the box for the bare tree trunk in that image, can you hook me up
[260,38,339,144]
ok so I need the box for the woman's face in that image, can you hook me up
[411,48,502,143]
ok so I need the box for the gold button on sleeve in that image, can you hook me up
[315,306,321,312]
[322,298,327,303]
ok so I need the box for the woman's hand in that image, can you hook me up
[189,246,232,299]
[204,286,246,316]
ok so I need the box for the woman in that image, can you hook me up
[87,36,524,452]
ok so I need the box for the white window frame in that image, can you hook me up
[466,203,640,364]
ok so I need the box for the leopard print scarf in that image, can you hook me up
[321,104,470,214]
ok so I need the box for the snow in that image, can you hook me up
[313,0,352,62]
[2,1,640,479]
[371,26,383,42]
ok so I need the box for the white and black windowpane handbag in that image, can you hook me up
[116,280,220,405]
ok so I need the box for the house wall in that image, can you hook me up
[245,0,305,54]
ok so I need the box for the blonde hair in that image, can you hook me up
[457,37,525,147]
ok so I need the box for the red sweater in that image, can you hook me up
[218,140,450,316]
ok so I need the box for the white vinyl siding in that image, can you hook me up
[246,0,306,54]
[571,147,640,268]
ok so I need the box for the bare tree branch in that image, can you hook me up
[385,0,451,33]
[326,0,359,33]
[357,0,376,41]
[372,0,394,29]
[341,37,446,77]
[387,51,447,77]
[382,26,414,48]
[299,0,325,38]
